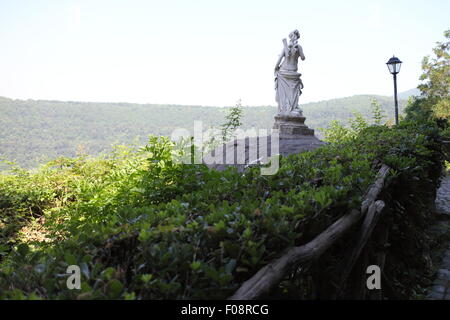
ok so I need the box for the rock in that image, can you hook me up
[204,131,324,173]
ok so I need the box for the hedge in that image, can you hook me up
[0,121,446,299]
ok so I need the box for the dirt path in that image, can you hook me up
[435,175,450,215]
[427,174,450,300]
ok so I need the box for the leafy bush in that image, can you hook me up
[0,120,445,299]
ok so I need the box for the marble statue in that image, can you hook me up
[274,30,305,116]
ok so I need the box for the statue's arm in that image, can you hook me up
[274,49,284,72]
[298,45,305,61]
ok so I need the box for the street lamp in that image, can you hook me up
[386,56,402,125]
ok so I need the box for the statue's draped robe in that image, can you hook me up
[275,69,303,114]
[275,46,303,115]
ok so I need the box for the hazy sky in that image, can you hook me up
[0,0,449,106]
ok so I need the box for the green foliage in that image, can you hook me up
[418,30,450,101]
[322,111,369,144]
[371,98,386,125]
[201,100,244,153]
[322,98,392,144]
[0,119,444,299]
[406,29,450,127]
[321,120,351,144]
[221,100,243,142]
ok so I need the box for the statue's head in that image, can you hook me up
[289,30,300,42]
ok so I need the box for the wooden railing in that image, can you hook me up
[229,165,390,300]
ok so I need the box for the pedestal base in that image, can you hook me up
[273,114,314,137]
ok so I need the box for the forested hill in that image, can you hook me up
[0,94,408,168]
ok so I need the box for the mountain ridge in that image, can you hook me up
[0,93,411,169]
[0,90,416,108]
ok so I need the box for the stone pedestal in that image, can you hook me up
[204,114,325,173]
[204,132,325,173]
[273,114,314,137]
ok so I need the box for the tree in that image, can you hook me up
[221,99,243,142]
[406,29,449,127]
[370,99,385,125]
[418,29,450,100]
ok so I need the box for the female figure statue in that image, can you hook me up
[274,30,305,116]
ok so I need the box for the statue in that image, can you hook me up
[274,30,305,116]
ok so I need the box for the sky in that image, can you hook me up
[0,0,449,107]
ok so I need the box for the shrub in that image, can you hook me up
[0,121,445,299]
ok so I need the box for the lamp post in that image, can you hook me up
[386,56,402,125]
